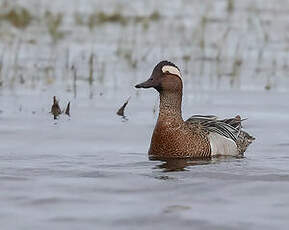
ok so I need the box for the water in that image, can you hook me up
[0,90,289,230]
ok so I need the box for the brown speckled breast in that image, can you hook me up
[148,119,211,158]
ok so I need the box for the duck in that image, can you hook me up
[135,60,255,159]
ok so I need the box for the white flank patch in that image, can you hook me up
[208,132,238,156]
[162,65,181,78]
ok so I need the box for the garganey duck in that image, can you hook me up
[135,61,254,159]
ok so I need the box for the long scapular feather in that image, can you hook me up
[186,115,240,142]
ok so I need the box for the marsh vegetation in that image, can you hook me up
[0,0,288,96]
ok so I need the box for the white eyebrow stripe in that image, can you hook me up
[162,65,181,78]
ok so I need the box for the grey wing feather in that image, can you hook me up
[186,115,240,142]
[186,115,255,154]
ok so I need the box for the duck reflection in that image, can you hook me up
[151,156,244,172]
[151,157,212,172]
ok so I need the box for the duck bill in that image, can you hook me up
[135,76,160,89]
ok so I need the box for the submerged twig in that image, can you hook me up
[88,53,94,85]
[65,102,70,116]
[72,65,77,98]
[117,96,130,119]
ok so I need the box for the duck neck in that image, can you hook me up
[158,90,183,122]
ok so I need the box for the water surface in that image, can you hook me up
[0,90,289,230]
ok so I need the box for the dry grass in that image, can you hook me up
[0,6,32,29]
[87,10,160,30]
[44,11,65,42]
[227,0,235,13]
[88,53,94,85]
[88,11,128,29]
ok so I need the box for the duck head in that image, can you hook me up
[135,60,183,93]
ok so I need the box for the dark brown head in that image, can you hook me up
[135,61,183,94]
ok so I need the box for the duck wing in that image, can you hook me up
[186,115,255,155]
[186,115,240,142]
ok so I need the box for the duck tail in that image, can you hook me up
[236,130,255,154]
[222,115,255,154]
